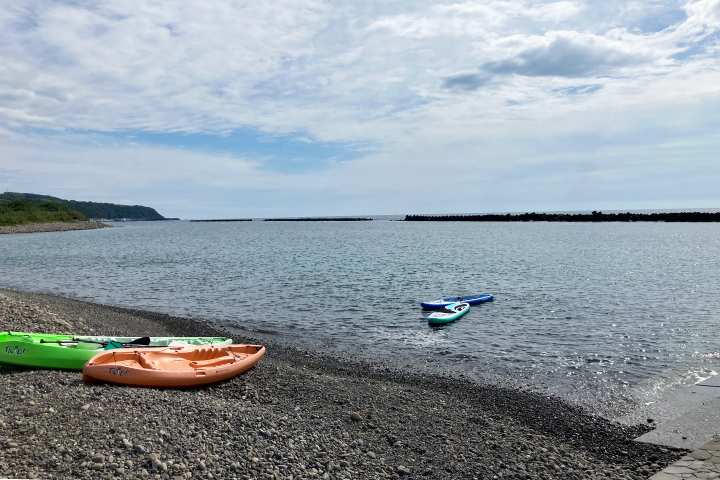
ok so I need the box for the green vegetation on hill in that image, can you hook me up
[0,192,165,221]
[0,200,87,226]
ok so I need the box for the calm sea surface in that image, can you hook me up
[1,220,719,416]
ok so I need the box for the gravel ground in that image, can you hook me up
[0,221,110,235]
[0,288,684,480]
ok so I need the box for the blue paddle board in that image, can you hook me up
[421,294,493,309]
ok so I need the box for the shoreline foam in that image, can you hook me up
[0,287,682,479]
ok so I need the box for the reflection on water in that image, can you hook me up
[1,220,719,416]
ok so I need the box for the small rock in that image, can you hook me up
[199,461,206,470]
[134,444,146,453]
[81,404,90,411]
[350,412,362,421]
[152,459,163,469]
[149,453,159,461]
[122,438,132,448]
[27,401,36,406]
[115,467,125,475]
[367,451,376,459]
[342,432,349,439]
[7,442,18,448]
[397,465,411,475]
[340,461,350,468]
[125,460,134,467]
[91,463,104,471]
[649,454,659,462]
[92,455,105,463]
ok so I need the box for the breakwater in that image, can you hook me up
[263,217,372,221]
[189,219,252,222]
[405,211,720,222]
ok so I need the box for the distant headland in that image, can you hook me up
[405,211,720,222]
[0,192,168,221]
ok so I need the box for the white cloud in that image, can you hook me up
[480,30,664,77]
[528,1,586,23]
[685,0,720,27]
[0,0,719,215]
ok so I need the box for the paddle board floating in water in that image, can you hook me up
[0,332,232,370]
[427,302,470,325]
[82,344,265,388]
[421,294,493,309]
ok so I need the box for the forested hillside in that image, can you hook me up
[0,192,165,221]
[0,200,86,226]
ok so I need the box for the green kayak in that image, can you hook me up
[0,332,232,370]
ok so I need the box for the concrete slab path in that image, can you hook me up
[650,437,720,480]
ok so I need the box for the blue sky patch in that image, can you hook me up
[18,127,369,175]
[632,8,687,33]
[671,32,719,61]
[552,84,603,96]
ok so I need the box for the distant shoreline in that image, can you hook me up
[406,211,720,222]
[0,221,110,235]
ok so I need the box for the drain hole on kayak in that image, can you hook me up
[196,371,207,376]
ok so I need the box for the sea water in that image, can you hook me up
[1,220,719,416]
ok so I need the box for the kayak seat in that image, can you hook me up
[192,347,218,361]
[137,353,158,370]
[189,355,235,369]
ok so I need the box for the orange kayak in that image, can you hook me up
[82,344,265,388]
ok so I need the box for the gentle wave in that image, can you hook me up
[1,220,719,416]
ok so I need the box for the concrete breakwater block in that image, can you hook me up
[636,397,720,451]
[696,375,720,388]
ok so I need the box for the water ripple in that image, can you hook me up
[1,220,719,416]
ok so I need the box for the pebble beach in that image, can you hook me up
[0,288,687,480]
[0,221,109,235]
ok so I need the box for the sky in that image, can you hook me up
[0,0,719,218]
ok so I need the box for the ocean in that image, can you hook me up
[1,219,719,417]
